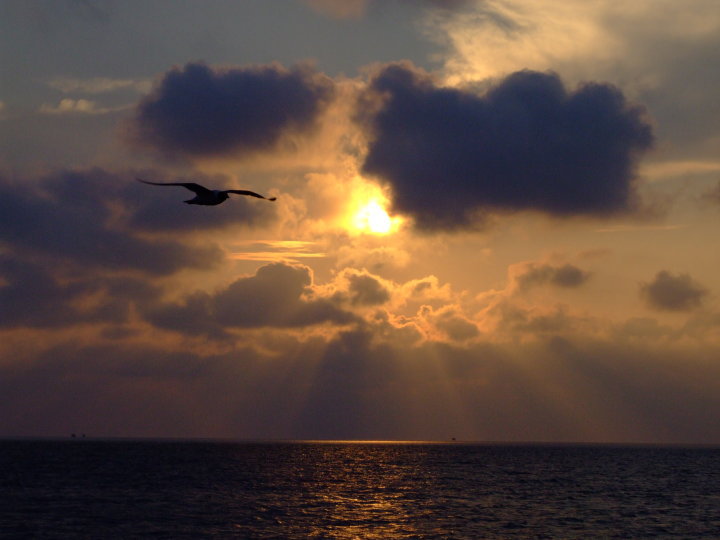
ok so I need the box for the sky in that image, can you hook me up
[2,0,720,443]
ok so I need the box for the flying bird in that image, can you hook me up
[137,178,277,205]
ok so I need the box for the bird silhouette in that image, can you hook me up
[137,178,276,205]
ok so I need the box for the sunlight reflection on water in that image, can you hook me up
[2,440,720,538]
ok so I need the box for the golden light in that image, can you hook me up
[354,200,393,234]
[332,175,404,236]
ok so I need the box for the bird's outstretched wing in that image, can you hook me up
[225,189,277,201]
[136,178,212,195]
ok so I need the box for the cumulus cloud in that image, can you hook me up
[428,0,720,156]
[640,270,709,312]
[3,250,720,441]
[142,263,472,344]
[396,275,454,313]
[472,259,601,341]
[324,268,393,307]
[132,62,334,158]
[144,262,359,336]
[421,305,480,341]
[214,263,355,327]
[345,271,391,306]
[358,63,654,230]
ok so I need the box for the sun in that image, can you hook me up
[350,196,404,235]
[354,200,393,234]
[338,176,404,236]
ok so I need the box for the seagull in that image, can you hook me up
[137,178,276,206]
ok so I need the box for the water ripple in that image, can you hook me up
[2,441,720,538]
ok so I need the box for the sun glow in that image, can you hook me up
[349,194,404,235]
[323,174,404,236]
[354,200,394,234]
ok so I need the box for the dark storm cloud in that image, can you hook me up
[132,62,334,158]
[0,170,223,275]
[144,262,359,335]
[516,263,591,291]
[640,270,709,312]
[359,64,654,230]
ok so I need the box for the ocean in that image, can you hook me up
[2,440,719,538]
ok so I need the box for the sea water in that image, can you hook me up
[2,440,719,538]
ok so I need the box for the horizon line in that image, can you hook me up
[2,436,720,449]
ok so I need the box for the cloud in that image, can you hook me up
[397,275,454,312]
[213,263,355,328]
[0,256,159,329]
[326,268,392,307]
[640,270,709,312]
[3,252,720,441]
[49,76,150,94]
[346,271,391,306]
[513,262,591,292]
[132,62,335,158]
[472,260,601,341]
[612,317,675,342]
[334,244,411,273]
[427,0,620,84]
[428,0,720,156]
[144,262,359,335]
[4,327,720,442]
[0,169,224,275]
[358,63,654,230]
[422,305,480,341]
[39,98,127,115]
[229,240,327,263]
[481,299,593,339]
